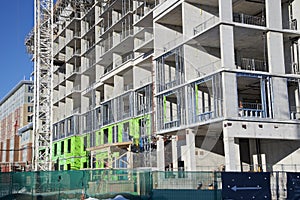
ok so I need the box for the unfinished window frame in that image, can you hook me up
[237,73,272,118]
[156,47,185,92]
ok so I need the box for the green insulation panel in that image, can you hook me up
[52,135,89,170]
[96,115,151,145]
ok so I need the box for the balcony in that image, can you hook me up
[289,19,297,30]
[164,120,179,129]
[194,16,219,35]
[66,67,81,81]
[233,13,266,27]
[72,107,81,115]
[239,102,265,118]
[195,111,214,123]
[100,29,134,56]
[237,58,268,72]
[162,36,183,52]
[292,63,300,74]
[115,53,134,68]
[66,85,81,98]
[290,106,300,120]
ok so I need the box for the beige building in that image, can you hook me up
[0,80,33,172]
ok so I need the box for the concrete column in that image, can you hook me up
[271,77,290,119]
[113,53,122,68]
[127,151,134,169]
[185,129,196,171]
[267,32,285,74]
[248,139,257,170]
[114,75,124,94]
[266,0,282,29]
[218,0,233,22]
[222,72,238,118]
[220,25,235,69]
[171,136,178,171]
[157,136,165,171]
[223,123,241,171]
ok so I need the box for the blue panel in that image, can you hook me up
[287,172,300,200]
[222,172,271,200]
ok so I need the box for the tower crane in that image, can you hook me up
[32,0,53,171]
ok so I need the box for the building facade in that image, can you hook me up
[31,0,300,172]
[0,80,34,172]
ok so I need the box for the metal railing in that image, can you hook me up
[164,120,179,129]
[239,58,268,72]
[292,62,300,74]
[239,102,264,118]
[196,111,214,122]
[137,76,152,88]
[194,16,219,35]
[163,36,183,52]
[290,106,300,120]
[233,13,266,26]
[195,60,221,76]
[164,80,177,90]
[289,19,298,30]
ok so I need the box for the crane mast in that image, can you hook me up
[33,0,53,171]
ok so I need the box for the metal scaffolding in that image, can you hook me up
[33,0,54,171]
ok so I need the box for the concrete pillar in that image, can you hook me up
[185,129,196,171]
[222,72,238,118]
[114,75,124,94]
[157,136,165,171]
[248,139,257,170]
[266,0,282,29]
[218,0,233,22]
[113,53,122,68]
[271,77,290,119]
[220,25,235,69]
[171,136,178,171]
[127,151,134,169]
[223,123,241,171]
[267,32,285,74]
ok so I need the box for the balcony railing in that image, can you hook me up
[163,36,183,52]
[239,102,265,118]
[292,62,300,74]
[124,84,133,91]
[196,60,221,76]
[289,19,297,30]
[290,106,300,120]
[115,53,134,68]
[71,85,81,92]
[194,16,219,35]
[104,64,113,75]
[164,80,177,90]
[137,76,152,88]
[72,107,80,114]
[66,67,81,77]
[196,111,214,122]
[238,58,268,72]
[164,120,179,129]
[233,13,266,26]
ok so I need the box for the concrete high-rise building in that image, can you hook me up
[0,80,34,172]
[27,0,300,172]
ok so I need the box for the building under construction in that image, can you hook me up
[24,0,300,172]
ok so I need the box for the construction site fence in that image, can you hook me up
[0,169,298,200]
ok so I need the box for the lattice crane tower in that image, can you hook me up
[33,0,53,171]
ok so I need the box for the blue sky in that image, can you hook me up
[0,1,34,100]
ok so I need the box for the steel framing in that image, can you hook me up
[33,0,53,171]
